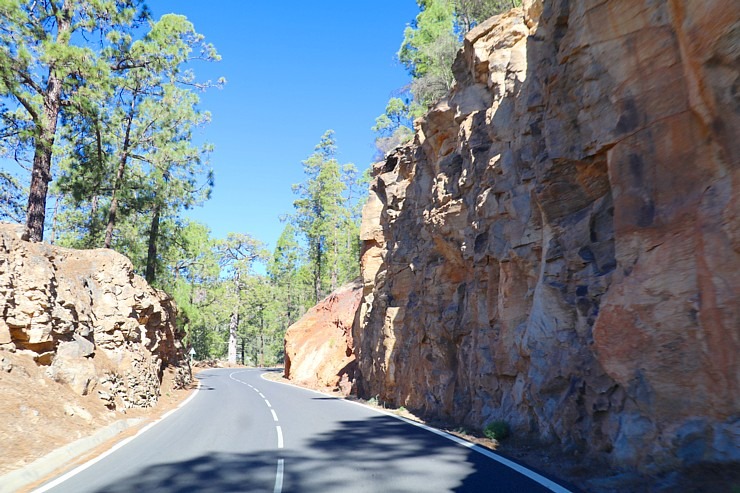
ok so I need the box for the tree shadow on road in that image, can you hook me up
[87,414,563,493]
[92,451,278,492]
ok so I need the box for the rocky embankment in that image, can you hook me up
[284,280,362,395]
[0,223,190,409]
[354,0,738,476]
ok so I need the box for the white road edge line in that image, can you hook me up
[276,426,284,449]
[228,370,248,383]
[273,458,284,493]
[260,371,572,493]
[379,410,572,493]
[270,409,279,422]
[32,375,203,493]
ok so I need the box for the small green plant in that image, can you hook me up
[484,420,511,441]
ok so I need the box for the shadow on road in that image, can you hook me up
[88,414,563,493]
[91,451,278,492]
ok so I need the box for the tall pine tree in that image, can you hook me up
[0,0,148,241]
[292,131,360,303]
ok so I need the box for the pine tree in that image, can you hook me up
[292,131,361,303]
[0,0,148,241]
[217,233,268,364]
[268,223,308,331]
[52,14,217,278]
[167,221,221,358]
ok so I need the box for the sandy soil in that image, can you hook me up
[0,350,197,477]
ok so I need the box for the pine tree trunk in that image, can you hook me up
[314,240,322,303]
[89,195,100,245]
[104,156,126,248]
[286,278,293,327]
[25,80,62,242]
[228,306,239,364]
[104,105,135,248]
[228,271,241,364]
[89,120,103,244]
[24,7,71,242]
[332,231,339,291]
[145,203,161,284]
[259,310,265,368]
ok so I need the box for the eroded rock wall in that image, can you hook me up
[284,280,361,395]
[354,0,739,471]
[0,223,190,408]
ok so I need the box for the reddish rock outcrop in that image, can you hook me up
[284,280,362,395]
[354,0,739,474]
[0,223,190,409]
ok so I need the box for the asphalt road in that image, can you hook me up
[35,368,573,493]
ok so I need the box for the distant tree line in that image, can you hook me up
[169,131,365,365]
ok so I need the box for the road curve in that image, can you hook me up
[35,368,574,493]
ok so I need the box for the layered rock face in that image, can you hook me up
[354,0,739,472]
[0,223,190,408]
[284,280,362,395]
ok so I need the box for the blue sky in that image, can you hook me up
[149,1,420,250]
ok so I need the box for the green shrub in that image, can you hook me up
[483,420,511,441]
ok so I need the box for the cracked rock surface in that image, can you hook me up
[353,0,739,474]
[0,222,190,410]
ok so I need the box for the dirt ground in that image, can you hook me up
[0,350,198,477]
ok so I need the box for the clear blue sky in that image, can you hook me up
[149,1,420,250]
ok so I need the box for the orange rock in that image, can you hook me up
[284,280,362,395]
[353,0,739,473]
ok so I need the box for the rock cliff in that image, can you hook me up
[354,0,739,474]
[284,280,362,395]
[0,223,190,409]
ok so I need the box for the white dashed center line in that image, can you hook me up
[273,459,285,493]
[276,425,284,449]
[230,371,285,493]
